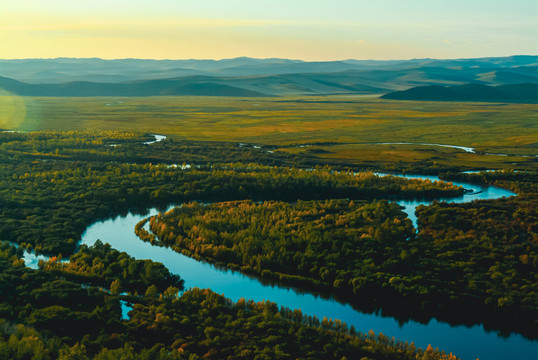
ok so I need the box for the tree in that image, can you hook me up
[145,285,158,298]
[110,279,121,296]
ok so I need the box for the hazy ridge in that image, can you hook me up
[0,56,536,97]
[381,83,538,103]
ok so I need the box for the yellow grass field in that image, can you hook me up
[1,94,536,169]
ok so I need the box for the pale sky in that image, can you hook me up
[1,0,536,60]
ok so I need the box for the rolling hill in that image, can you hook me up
[1,56,537,83]
[381,83,538,103]
[0,76,268,97]
[0,56,536,97]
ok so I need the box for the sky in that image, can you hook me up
[1,0,537,60]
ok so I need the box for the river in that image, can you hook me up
[63,172,537,360]
[6,132,535,358]
[373,142,538,158]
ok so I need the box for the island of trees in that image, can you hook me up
[142,180,537,336]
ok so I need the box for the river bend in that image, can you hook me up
[22,172,536,360]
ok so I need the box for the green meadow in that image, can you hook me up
[1,94,536,169]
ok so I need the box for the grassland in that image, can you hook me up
[1,94,536,170]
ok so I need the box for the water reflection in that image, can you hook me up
[77,175,534,360]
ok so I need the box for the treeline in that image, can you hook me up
[0,130,471,173]
[0,130,148,161]
[118,288,458,360]
[0,242,459,360]
[411,172,537,335]
[0,130,302,166]
[440,169,538,194]
[41,240,184,295]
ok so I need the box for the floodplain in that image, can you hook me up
[2,94,536,170]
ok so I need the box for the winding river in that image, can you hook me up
[7,132,536,358]
[144,134,167,144]
[65,173,537,360]
[373,142,538,158]
[14,151,535,359]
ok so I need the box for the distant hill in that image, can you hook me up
[1,55,536,82]
[0,56,537,97]
[381,83,538,103]
[0,76,268,97]
[0,73,391,97]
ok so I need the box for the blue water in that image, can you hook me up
[75,174,537,360]
[375,173,515,228]
[373,142,538,158]
[143,134,166,144]
[120,300,133,320]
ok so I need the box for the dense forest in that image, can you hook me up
[0,242,458,360]
[144,189,537,336]
[141,199,414,294]
[41,241,184,295]
[0,130,535,358]
[0,131,461,256]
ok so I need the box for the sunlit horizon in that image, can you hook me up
[2,54,537,62]
[1,0,536,61]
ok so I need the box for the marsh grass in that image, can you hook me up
[3,95,536,169]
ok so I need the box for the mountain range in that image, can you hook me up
[0,56,536,97]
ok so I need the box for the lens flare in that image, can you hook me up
[0,89,26,130]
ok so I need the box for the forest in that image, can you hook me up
[0,130,535,358]
[0,131,461,256]
[144,187,537,336]
[0,242,459,360]
[141,199,414,294]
